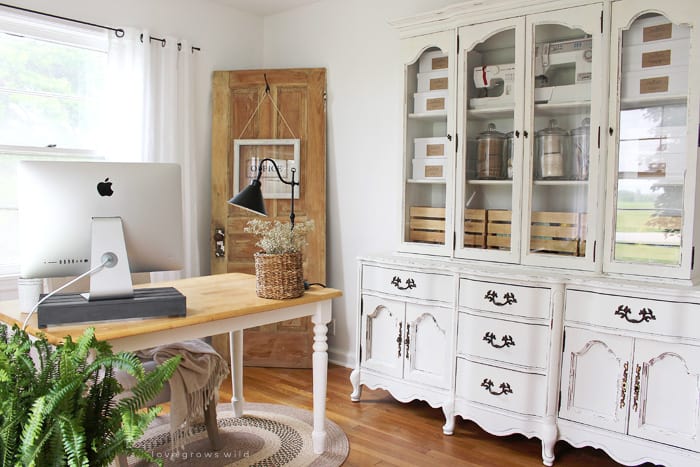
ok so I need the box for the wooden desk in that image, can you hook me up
[0,273,342,454]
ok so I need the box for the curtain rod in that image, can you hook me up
[0,2,201,52]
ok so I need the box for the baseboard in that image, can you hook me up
[328,347,354,368]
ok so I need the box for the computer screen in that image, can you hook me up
[18,160,184,300]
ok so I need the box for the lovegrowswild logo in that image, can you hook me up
[151,449,250,461]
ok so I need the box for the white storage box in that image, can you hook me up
[621,38,689,72]
[412,156,446,180]
[418,50,448,73]
[621,66,688,99]
[414,137,448,158]
[413,90,448,113]
[417,70,448,92]
[624,16,690,47]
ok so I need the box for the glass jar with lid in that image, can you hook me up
[536,119,567,179]
[570,117,590,180]
[476,123,505,179]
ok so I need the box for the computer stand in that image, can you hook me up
[37,217,186,328]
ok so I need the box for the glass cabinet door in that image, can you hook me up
[522,5,603,271]
[455,18,525,263]
[399,31,456,255]
[605,0,699,279]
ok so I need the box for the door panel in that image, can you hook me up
[404,303,452,388]
[361,294,404,379]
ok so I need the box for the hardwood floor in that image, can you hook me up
[219,364,637,467]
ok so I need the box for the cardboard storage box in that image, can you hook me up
[414,137,448,158]
[412,156,446,180]
[624,16,690,47]
[419,50,448,73]
[417,69,448,92]
[622,38,688,72]
[621,65,688,99]
[413,90,448,113]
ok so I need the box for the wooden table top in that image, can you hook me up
[0,273,342,345]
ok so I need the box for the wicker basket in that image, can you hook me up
[254,252,304,299]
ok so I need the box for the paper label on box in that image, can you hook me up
[426,97,445,111]
[426,144,444,156]
[429,77,448,90]
[432,56,448,70]
[642,50,671,68]
[640,76,669,94]
[643,23,672,42]
[424,165,443,178]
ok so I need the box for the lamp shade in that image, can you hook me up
[228,179,267,216]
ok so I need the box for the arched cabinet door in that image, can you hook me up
[403,303,453,389]
[360,294,404,379]
[604,0,700,280]
[559,326,634,433]
[398,30,456,256]
[628,339,700,451]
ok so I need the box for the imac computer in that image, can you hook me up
[18,160,186,327]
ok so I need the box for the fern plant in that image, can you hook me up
[0,323,180,466]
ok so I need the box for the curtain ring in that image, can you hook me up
[177,42,182,51]
[161,38,166,47]
[139,33,144,43]
[115,29,125,38]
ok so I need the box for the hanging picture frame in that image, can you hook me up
[233,139,301,199]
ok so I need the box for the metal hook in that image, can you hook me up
[264,73,270,94]
[115,29,125,38]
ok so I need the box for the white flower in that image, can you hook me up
[244,219,315,254]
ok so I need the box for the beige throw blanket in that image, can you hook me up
[136,340,230,450]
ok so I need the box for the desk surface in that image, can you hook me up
[0,273,342,345]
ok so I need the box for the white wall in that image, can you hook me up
[262,0,457,366]
[8,0,265,276]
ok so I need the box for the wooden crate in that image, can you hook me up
[408,206,446,244]
[530,211,580,256]
[464,209,486,248]
[486,209,512,250]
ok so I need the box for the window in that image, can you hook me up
[0,11,107,276]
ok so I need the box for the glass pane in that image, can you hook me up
[613,14,689,265]
[0,33,106,149]
[404,46,449,245]
[464,28,516,252]
[530,23,592,258]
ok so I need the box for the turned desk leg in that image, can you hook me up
[229,330,244,417]
[311,301,331,454]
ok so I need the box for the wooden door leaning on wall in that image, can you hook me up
[210,68,326,368]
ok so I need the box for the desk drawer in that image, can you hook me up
[456,358,546,416]
[457,313,549,369]
[362,265,452,303]
[459,279,550,319]
[565,289,700,340]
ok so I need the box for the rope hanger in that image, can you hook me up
[237,74,297,139]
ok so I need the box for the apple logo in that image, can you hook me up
[97,177,114,196]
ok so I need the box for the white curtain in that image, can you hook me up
[101,28,200,280]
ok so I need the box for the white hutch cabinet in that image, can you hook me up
[351,0,700,465]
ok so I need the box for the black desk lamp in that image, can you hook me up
[229,158,299,229]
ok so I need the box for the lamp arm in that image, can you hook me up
[255,158,299,230]
[256,157,299,187]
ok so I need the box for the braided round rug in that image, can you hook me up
[127,402,349,466]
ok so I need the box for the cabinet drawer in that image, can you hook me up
[457,313,549,369]
[459,279,550,319]
[456,358,546,416]
[566,289,700,340]
[362,265,452,302]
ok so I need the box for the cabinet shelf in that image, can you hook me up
[467,179,513,185]
[467,107,515,120]
[533,180,588,186]
[407,178,446,184]
[408,111,448,121]
[534,101,591,116]
[620,94,687,110]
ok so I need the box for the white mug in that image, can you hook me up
[17,278,43,313]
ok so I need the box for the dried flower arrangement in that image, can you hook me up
[244,219,315,254]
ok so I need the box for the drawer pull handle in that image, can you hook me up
[391,276,416,291]
[485,290,517,306]
[397,322,402,357]
[481,378,513,396]
[619,361,629,409]
[404,324,410,359]
[633,364,642,412]
[614,305,656,324]
[483,332,515,349]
